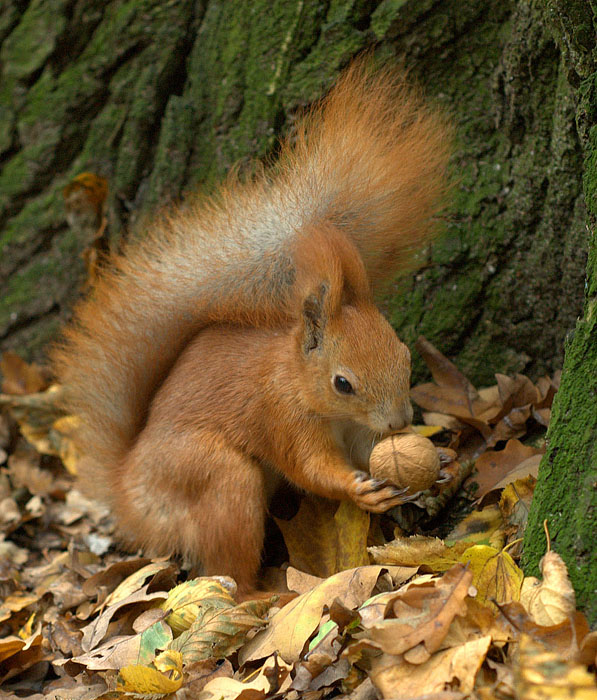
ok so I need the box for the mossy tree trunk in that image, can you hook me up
[522,1,597,624]
[0,0,588,381]
[0,1,595,616]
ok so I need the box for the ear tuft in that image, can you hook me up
[302,282,328,353]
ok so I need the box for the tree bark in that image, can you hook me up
[0,0,588,384]
[522,0,597,625]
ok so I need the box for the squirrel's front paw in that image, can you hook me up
[349,471,413,513]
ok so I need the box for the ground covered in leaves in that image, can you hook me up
[0,340,595,699]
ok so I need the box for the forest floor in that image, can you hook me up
[0,340,595,699]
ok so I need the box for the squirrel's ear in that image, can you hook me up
[301,282,329,353]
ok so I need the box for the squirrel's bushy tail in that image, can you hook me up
[279,59,452,290]
[52,59,451,502]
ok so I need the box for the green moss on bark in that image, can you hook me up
[522,3,597,624]
[0,0,591,387]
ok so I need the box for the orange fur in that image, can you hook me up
[52,60,451,594]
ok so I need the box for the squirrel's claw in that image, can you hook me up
[436,469,452,484]
[351,471,413,512]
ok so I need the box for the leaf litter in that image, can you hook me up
[0,338,594,699]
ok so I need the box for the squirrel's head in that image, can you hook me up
[297,282,413,435]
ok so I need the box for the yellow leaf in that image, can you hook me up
[52,414,82,475]
[369,534,469,573]
[411,424,445,438]
[458,545,523,607]
[117,650,183,694]
[446,504,505,547]
[275,496,369,578]
[159,577,236,635]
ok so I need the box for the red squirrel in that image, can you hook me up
[52,61,451,595]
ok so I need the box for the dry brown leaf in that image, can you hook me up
[498,601,591,662]
[442,597,516,647]
[520,550,576,626]
[275,496,369,578]
[493,456,541,490]
[103,561,173,607]
[0,624,45,683]
[291,622,349,691]
[369,635,491,699]
[422,411,467,430]
[72,618,172,671]
[80,583,168,652]
[0,385,66,458]
[495,373,539,412]
[471,439,542,502]
[286,568,326,595]
[514,633,597,699]
[415,337,478,397]
[446,504,505,547]
[499,475,537,540]
[198,655,293,700]
[81,557,152,604]
[369,534,469,572]
[6,449,54,496]
[240,566,400,664]
[0,352,48,395]
[362,564,474,661]
[486,405,532,447]
[176,658,235,699]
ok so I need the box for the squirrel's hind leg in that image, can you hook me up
[116,430,267,596]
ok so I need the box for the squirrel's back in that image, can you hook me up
[52,60,452,508]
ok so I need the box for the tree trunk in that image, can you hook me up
[522,1,597,625]
[0,0,594,617]
[0,0,588,384]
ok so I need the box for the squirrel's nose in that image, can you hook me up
[387,401,413,432]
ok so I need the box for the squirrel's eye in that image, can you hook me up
[334,375,354,395]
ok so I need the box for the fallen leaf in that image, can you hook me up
[471,439,542,502]
[362,564,474,661]
[458,545,523,607]
[159,577,236,635]
[117,648,183,694]
[6,449,54,496]
[498,601,591,662]
[286,568,325,595]
[0,353,48,395]
[369,534,469,572]
[369,635,491,698]
[240,567,401,664]
[104,561,173,608]
[514,633,597,698]
[520,550,576,626]
[499,475,537,540]
[80,583,167,652]
[171,597,272,663]
[275,496,369,578]
[72,618,173,671]
[446,504,505,547]
[197,655,292,700]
